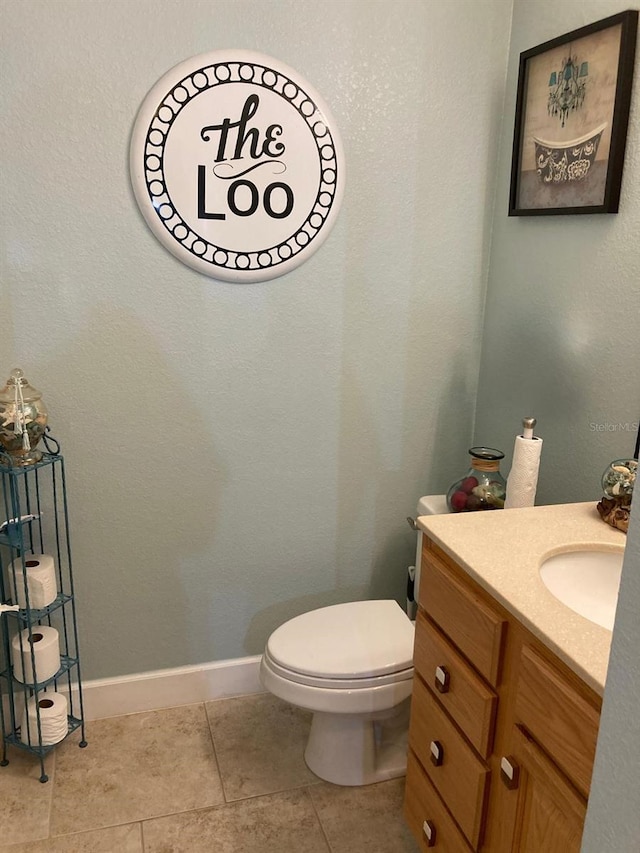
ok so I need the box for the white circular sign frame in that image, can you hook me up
[130,50,345,283]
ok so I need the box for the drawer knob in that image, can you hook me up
[429,740,444,766]
[434,665,450,694]
[422,819,437,847]
[500,755,520,790]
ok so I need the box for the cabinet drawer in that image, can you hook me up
[515,645,600,797]
[414,611,497,758]
[409,674,489,848]
[404,750,473,853]
[420,549,506,686]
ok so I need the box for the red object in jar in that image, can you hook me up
[460,476,479,494]
[450,491,468,511]
[446,447,506,513]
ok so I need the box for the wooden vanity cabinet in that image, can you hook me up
[404,537,602,852]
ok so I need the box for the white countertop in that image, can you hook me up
[417,502,626,695]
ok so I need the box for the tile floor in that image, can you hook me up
[0,693,419,852]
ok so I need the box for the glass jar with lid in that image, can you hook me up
[0,368,48,466]
[446,447,507,512]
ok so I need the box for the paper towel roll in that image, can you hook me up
[505,436,543,509]
[20,691,68,746]
[10,554,57,609]
[12,625,60,685]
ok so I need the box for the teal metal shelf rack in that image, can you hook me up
[0,435,87,782]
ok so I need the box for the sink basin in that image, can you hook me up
[539,549,624,630]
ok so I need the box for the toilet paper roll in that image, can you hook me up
[10,554,57,610]
[11,625,60,685]
[20,691,68,747]
[505,436,543,509]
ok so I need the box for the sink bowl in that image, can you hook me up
[539,549,624,630]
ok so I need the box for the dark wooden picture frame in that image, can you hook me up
[509,10,638,216]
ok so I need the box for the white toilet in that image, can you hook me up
[259,495,448,786]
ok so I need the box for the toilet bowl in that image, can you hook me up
[259,495,448,787]
[260,598,415,786]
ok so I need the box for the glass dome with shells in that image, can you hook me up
[601,458,636,500]
[0,369,48,466]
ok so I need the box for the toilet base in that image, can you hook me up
[304,698,410,786]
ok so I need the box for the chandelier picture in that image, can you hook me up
[547,52,589,126]
[509,10,638,216]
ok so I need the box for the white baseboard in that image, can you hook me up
[75,655,264,720]
[2,656,263,727]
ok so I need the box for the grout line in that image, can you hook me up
[203,699,229,803]
[0,820,146,849]
[134,788,336,852]
[305,786,334,853]
[39,785,326,844]
[139,819,145,852]
[42,820,145,840]
[221,776,323,805]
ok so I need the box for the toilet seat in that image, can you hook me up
[266,599,414,681]
[260,652,414,716]
[262,647,414,690]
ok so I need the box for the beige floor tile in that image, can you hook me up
[0,822,142,852]
[142,788,330,853]
[205,693,318,800]
[309,778,419,853]
[0,746,55,846]
[49,704,224,836]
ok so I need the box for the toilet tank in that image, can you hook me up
[412,495,449,613]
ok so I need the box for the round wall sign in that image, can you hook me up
[130,50,345,283]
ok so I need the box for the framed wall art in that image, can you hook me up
[509,10,638,216]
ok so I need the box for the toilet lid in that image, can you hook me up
[266,600,414,679]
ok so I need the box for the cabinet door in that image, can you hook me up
[515,644,599,797]
[498,725,586,853]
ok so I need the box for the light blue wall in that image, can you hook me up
[0,0,513,678]
[475,0,640,505]
[477,2,640,848]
